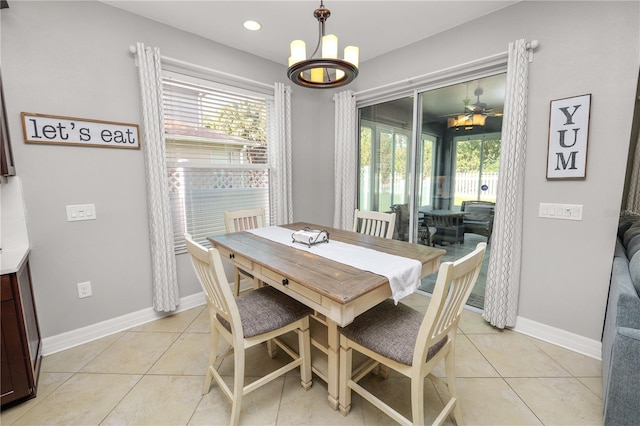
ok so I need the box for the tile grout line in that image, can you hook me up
[462,329,545,424]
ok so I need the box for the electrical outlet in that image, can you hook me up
[77,281,92,298]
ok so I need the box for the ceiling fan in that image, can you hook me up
[447,87,497,118]
[442,85,503,130]
[465,87,494,116]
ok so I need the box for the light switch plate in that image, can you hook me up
[66,204,97,221]
[539,203,583,220]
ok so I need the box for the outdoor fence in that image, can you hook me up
[360,168,498,211]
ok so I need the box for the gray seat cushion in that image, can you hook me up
[618,221,634,240]
[630,252,640,295]
[339,299,447,366]
[614,238,627,258]
[627,234,640,260]
[217,286,312,338]
[623,224,640,247]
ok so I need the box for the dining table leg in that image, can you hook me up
[326,318,340,410]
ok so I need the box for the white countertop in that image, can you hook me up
[1,177,31,275]
[0,246,31,275]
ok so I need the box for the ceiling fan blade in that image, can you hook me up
[467,104,494,115]
[455,113,473,121]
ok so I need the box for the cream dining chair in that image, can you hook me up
[184,233,312,426]
[353,209,396,239]
[224,207,266,296]
[338,242,487,426]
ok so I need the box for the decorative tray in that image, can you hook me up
[291,227,330,248]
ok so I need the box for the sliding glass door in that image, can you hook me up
[357,73,506,309]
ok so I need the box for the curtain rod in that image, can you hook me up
[129,45,274,91]
[354,40,538,99]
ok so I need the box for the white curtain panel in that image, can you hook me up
[270,83,293,225]
[134,42,179,312]
[626,132,640,212]
[483,39,531,328]
[333,90,358,229]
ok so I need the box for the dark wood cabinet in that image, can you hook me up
[1,258,41,408]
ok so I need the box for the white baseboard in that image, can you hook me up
[514,315,602,360]
[41,292,206,356]
[42,293,602,361]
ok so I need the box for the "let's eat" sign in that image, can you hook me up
[22,112,140,150]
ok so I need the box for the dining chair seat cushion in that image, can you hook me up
[217,286,313,338]
[340,299,447,366]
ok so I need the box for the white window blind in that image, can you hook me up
[163,75,271,253]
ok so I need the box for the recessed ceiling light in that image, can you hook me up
[243,20,261,31]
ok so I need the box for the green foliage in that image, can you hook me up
[360,126,435,188]
[360,125,410,185]
[455,138,501,173]
[360,127,372,169]
[422,139,433,176]
[204,100,266,144]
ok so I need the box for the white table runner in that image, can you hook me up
[247,226,422,303]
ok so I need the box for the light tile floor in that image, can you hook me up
[1,294,604,425]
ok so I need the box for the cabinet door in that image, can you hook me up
[0,277,32,406]
[17,263,41,372]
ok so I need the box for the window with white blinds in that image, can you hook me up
[163,75,271,253]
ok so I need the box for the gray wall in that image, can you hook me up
[3,1,639,345]
[290,89,336,225]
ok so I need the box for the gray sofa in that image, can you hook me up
[602,217,640,426]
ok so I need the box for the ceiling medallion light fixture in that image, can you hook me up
[447,113,486,131]
[287,1,359,89]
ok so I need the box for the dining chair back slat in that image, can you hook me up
[224,208,266,233]
[417,244,485,367]
[353,209,396,239]
[184,234,241,335]
[224,208,266,296]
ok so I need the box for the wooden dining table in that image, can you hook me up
[208,221,445,409]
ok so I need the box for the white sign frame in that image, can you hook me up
[546,94,591,180]
[22,112,140,150]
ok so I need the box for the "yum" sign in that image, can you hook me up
[546,94,591,179]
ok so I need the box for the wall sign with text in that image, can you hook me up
[21,112,140,150]
[546,94,591,180]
